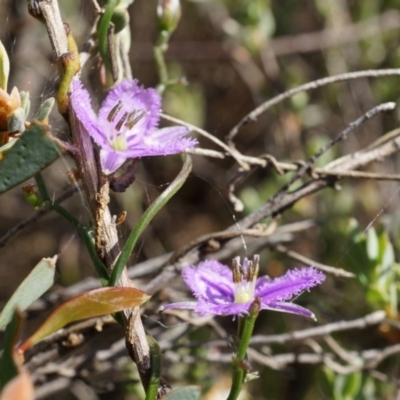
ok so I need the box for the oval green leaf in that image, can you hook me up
[0,256,57,330]
[0,122,62,194]
[18,287,150,352]
[0,40,10,90]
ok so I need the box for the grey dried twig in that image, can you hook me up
[0,186,77,248]
[144,102,399,295]
[227,69,400,144]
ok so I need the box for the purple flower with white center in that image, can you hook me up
[70,78,197,175]
[161,256,325,319]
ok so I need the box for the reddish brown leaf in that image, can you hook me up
[18,287,150,352]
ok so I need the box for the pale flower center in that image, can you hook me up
[232,255,259,304]
[234,278,256,304]
[111,134,128,151]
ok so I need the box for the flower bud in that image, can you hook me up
[0,40,10,91]
[22,184,43,208]
[157,0,181,33]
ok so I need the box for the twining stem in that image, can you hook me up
[154,31,171,93]
[34,174,109,283]
[108,154,192,286]
[98,0,118,76]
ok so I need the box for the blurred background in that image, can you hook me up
[2,0,400,399]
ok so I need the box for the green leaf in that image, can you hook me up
[19,91,30,119]
[163,386,202,400]
[0,122,62,194]
[0,311,23,390]
[366,228,379,261]
[342,372,362,400]
[379,232,394,272]
[366,286,386,306]
[0,40,10,90]
[109,154,192,286]
[18,287,150,352]
[34,98,55,122]
[0,256,57,330]
[7,108,25,134]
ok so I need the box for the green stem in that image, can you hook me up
[227,310,258,400]
[145,335,162,400]
[154,31,171,93]
[34,173,49,199]
[109,154,192,286]
[98,0,117,75]
[237,316,245,338]
[34,174,109,284]
[0,311,21,390]
[52,203,109,284]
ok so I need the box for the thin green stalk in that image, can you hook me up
[145,335,162,400]
[154,31,171,93]
[227,302,259,400]
[0,311,21,390]
[98,0,117,75]
[51,203,109,284]
[34,173,50,200]
[34,174,109,284]
[109,154,192,286]
[237,316,245,338]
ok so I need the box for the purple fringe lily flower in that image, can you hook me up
[70,78,197,175]
[161,256,325,319]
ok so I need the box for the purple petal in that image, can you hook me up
[122,127,197,158]
[261,301,316,319]
[147,126,190,141]
[256,267,325,303]
[160,301,197,312]
[195,300,250,316]
[99,80,161,134]
[100,148,127,175]
[69,78,107,148]
[182,261,234,303]
[143,127,198,155]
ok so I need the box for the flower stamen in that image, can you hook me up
[125,110,145,129]
[233,255,259,304]
[107,101,123,122]
[115,112,128,131]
